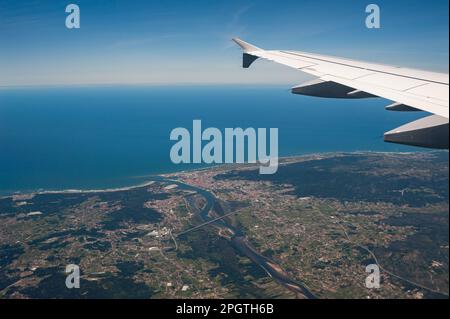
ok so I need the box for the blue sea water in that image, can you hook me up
[0,85,424,195]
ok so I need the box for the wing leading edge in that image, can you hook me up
[233,38,449,149]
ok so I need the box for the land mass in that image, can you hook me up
[0,152,448,299]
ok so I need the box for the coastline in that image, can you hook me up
[1,150,441,199]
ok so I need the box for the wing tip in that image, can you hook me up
[232,38,261,53]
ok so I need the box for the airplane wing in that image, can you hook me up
[233,38,449,149]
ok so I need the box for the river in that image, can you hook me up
[152,176,318,299]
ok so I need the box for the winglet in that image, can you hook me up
[232,38,262,68]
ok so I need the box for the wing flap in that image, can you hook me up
[405,82,449,103]
[323,75,449,118]
[312,63,376,80]
[356,73,428,91]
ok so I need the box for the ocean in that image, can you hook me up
[0,85,424,195]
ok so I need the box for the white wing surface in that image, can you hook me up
[233,38,449,149]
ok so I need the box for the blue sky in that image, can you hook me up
[0,0,448,86]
